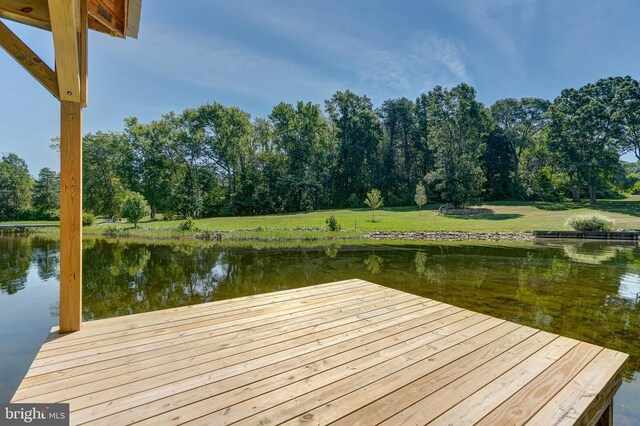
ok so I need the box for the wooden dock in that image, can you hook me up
[11,279,628,425]
[533,230,639,240]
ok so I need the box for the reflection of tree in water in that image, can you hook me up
[31,238,59,281]
[563,245,619,265]
[364,254,383,274]
[0,238,32,294]
[324,245,339,258]
[0,237,61,295]
[109,245,151,277]
[82,240,226,320]
[414,251,427,277]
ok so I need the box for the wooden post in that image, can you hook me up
[59,100,82,333]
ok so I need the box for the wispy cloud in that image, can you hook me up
[114,3,472,106]
[219,2,471,99]
[447,0,537,69]
[108,24,344,106]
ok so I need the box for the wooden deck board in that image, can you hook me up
[11,279,628,425]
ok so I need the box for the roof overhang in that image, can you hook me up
[0,0,141,38]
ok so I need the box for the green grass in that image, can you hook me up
[116,197,640,232]
[5,197,640,241]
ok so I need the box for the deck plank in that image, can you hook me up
[34,284,397,359]
[13,290,418,401]
[89,309,477,425]
[477,342,603,425]
[69,302,459,423]
[10,279,628,426]
[323,325,541,426]
[525,349,629,425]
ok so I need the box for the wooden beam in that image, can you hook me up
[59,100,82,333]
[0,18,59,98]
[48,0,80,102]
[0,0,50,31]
[78,0,87,106]
[87,0,124,37]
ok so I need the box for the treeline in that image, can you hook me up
[2,76,640,221]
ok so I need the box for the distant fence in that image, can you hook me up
[533,230,639,241]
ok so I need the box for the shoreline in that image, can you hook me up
[6,227,535,243]
[365,231,534,241]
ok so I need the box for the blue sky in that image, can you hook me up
[1,0,639,174]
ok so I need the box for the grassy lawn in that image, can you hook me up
[128,197,640,233]
[5,197,639,241]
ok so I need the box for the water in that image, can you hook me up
[1,236,639,424]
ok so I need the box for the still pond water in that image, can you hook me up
[1,236,640,424]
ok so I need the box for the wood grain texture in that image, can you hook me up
[0,0,50,30]
[10,279,628,425]
[0,18,58,98]
[58,101,82,333]
[48,0,80,101]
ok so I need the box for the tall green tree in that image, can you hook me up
[197,103,252,205]
[269,101,332,211]
[613,76,640,161]
[426,84,487,207]
[378,98,420,202]
[0,153,33,220]
[32,168,60,212]
[483,127,516,199]
[325,91,382,205]
[124,116,177,219]
[548,78,622,204]
[490,97,549,193]
[83,131,128,217]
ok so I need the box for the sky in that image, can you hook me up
[1,0,639,174]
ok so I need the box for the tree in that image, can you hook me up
[83,131,128,217]
[124,117,177,219]
[483,127,517,199]
[426,84,486,207]
[269,101,332,212]
[31,168,59,212]
[325,91,382,205]
[547,78,622,204]
[415,181,427,214]
[121,192,149,228]
[197,103,252,208]
[490,98,549,194]
[364,188,384,222]
[378,98,420,201]
[613,76,640,161]
[0,153,33,220]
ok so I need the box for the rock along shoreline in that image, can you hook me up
[366,231,534,241]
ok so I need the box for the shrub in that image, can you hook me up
[121,192,150,228]
[325,215,341,232]
[178,216,196,231]
[82,212,95,227]
[631,181,640,195]
[103,225,123,237]
[42,209,60,221]
[565,214,613,231]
